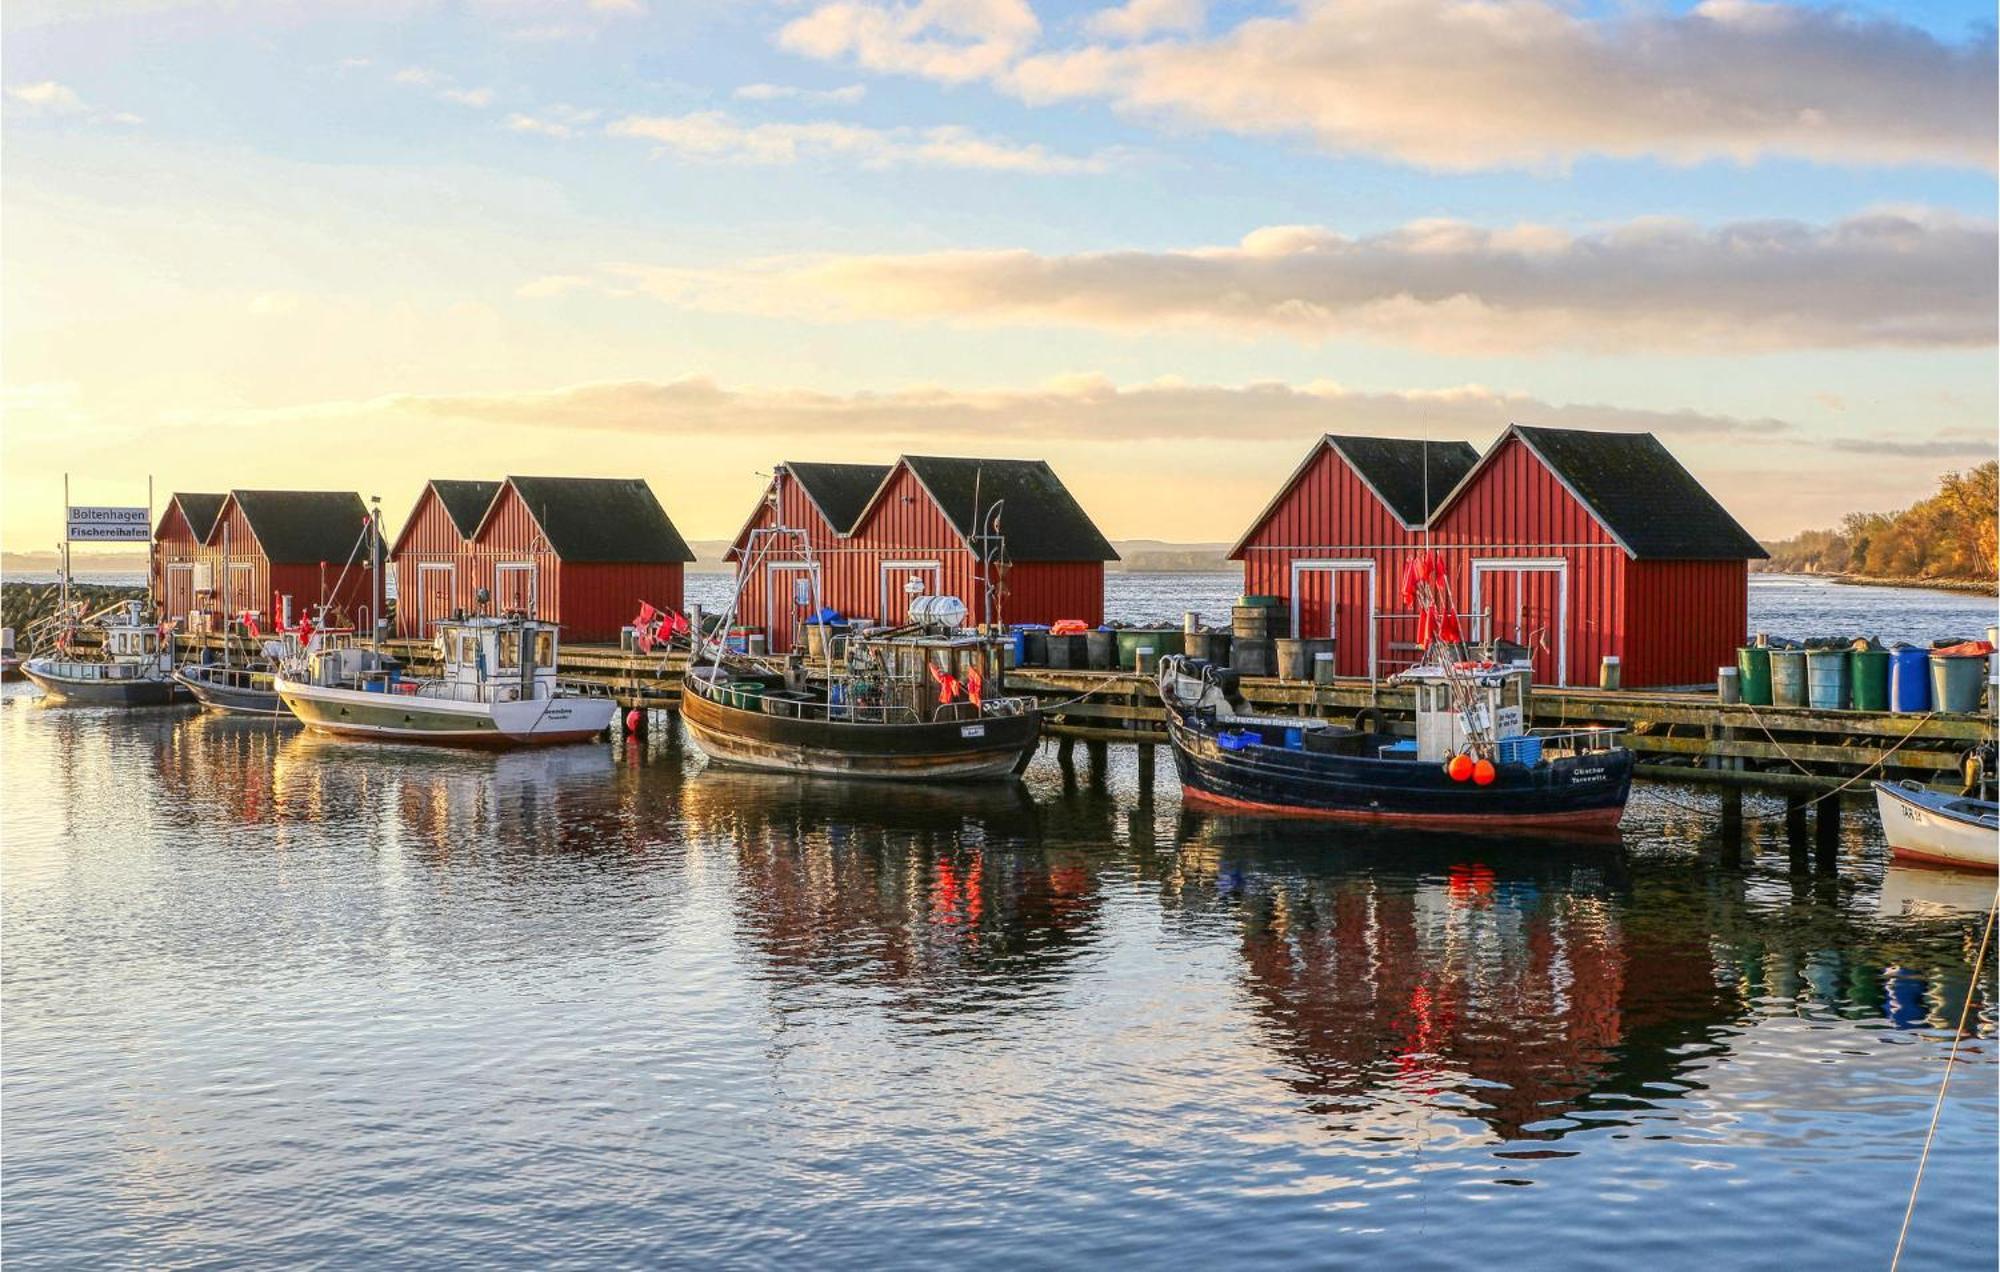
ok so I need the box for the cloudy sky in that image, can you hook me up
[4,0,1995,557]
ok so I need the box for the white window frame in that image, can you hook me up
[493,561,537,615]
[880,559,942,623]
[1288,558,1377,679]
[417,562,457,634]
[766,560,821,645]
[1470,557,1569,687]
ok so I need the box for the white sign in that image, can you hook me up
[66,506,151,542]
[382,562,399,602]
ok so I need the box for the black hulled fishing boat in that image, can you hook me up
[1157,550,1632,833]
[681,521,1040,781]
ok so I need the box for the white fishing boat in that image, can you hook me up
[20,600,184,706]
[275,614,615,747]
[1872,780,1998,871]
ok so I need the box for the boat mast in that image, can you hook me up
[369,495,382,652]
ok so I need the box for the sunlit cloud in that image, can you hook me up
[733,82,867,105]
[605,111,1112,173]
[538,210,1998,354]
[781,0,1998,171]
[5,80,143,125]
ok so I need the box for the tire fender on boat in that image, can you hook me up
[1353,707,1384,734]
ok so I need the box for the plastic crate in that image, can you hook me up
[1377,740,1418,758]
[1496,735,1544,766]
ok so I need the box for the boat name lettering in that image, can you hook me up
[960,724,985,739]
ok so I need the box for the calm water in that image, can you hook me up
[4,688,1996,1267]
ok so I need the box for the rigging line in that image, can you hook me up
[1890,894,1997,1272]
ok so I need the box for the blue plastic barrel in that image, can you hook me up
[1805,650,1850,710]
[1890,647,1932,713]
[1284,727,1304,750]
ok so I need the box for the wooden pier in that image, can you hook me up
[321,635,1990,795]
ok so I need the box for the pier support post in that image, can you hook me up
[1814,792,1841,872]
[1785,793,1810,873]
[1719,787,1744,867]
[1086,739,1109,784]
[1056,735,1076,773]
[1137,741,1155,795]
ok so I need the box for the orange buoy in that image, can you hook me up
[626,709,643,734]
[1447,753,1473,782]
[1473,758,1497,786]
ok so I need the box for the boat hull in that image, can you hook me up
[682,684,1039,781]
[174,667,287,716]
[1164,707,1631,833]
[275,678,617,747]
[1873,781,1999,871]
[22,664,182,706]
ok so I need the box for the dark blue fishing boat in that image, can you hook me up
[1157,656,1631,832]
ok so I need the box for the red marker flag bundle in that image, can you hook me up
[965,665,983,708]
[928,662,962,705]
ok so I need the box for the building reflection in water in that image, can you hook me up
[682,768,1105,1022]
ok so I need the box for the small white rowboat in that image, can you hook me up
[1872,780,1999,871]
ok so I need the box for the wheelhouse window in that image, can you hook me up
[498,631,520,669]
[456,634,478,665]
[533,630,555,668]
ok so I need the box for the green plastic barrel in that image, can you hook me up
[1735,647,1772,706]
[1116,628,1179,670]
[1769,649,1807,708]
[1849,649,1890,711]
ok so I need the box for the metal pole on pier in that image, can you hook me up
[146,475,154,615]
[61,473,70,621]
[369,496,383,652]
[221,519,232,666]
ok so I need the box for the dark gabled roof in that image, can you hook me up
[494,476,695,564]
[160,493,225,541]
[431,479,502,538]
[1438,425,1767,560]
[785,461,893,533]
[224,490,380,565]
[1326,436,1480,528]
[1227,435,1479,557]
[891,456,1118,562]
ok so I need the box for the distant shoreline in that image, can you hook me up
[1757,570,1997,598]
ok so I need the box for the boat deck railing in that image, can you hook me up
[689,672,1032,726]
[30,659,157,681]
[1528,726,1626,754]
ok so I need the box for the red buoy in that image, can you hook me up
[1447,753,1473,782]
[1472,758,1497,786]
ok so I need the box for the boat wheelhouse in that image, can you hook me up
[275,615,615,746]
[21,601,184,706]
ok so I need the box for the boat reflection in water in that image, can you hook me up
[682,768,1104,1015]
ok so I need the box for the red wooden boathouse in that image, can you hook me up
[464,476,694,643]
[728,456,1117,651]
[153,492,227,627]
[202,490,384,629]
[1232,426,1766,688]
[1229,436,1479,679]
[388,479,502,638]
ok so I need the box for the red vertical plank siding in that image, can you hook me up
[464,483,686,643]
[1000,561,1104,627]
[153,503,222,625]
[1624,559,1747,687]
[390,487,484,637]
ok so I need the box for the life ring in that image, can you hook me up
[1353,706,1384,734]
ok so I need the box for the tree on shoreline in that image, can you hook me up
[1759,461,1997,582]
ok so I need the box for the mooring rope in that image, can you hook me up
[1890,894,1998,1272]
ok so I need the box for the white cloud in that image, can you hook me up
[780,0,1997,171]
[779,0,1040,84]
[392,66,442,88]
[733,82,868,105]
[596,210,1997,353]
[6,80,142,124]
[439,86,496,108]
[165,374,1793,447]
[1083,0,1202,41]
[605,110,1110,173]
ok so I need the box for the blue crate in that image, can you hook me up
[1377,739,1418,758]
[1496,735,1544,766]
